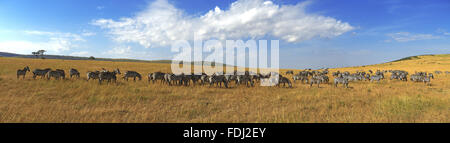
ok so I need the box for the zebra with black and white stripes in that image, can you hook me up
[17,66,30,79]
[69,68,80,79]
[33,68,51,79]
[98,68,121,84]
[123,71,142,81]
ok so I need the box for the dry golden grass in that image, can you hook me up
[0,55,449,123]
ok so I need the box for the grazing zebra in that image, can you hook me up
[285,70,294,75]
[151,72,165,84]
[319,75,329,83]
[277,76,292,88]
[292,75,308,83]
[332,71,340,77]
[164,73,174,86]
[164,73,186,86]
[17,66,30,79]
[398,74,407,81]
[410,73,432,85]
[69,68,80,78]
[200,74,210,85]
[309,76,321,88]
[55,69,66,79]
[33,68,51,79]
[98,68,121,84]
[123,71,142,81]
[410,74,421,82]
[87,71,100,81]
[180,74,191,86]
[190,74,202,85]
[209,74,228,88]
[370,75,383,82]
[47,70,65,80]
[236,75,254,87]
[334,76,349,88]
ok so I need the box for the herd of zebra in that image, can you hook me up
[16,66,448,88]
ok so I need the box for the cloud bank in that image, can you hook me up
[93,0,354,48]
[387,32,440,42]
[0,31,85,55]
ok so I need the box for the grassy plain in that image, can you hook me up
[0,54,448,122]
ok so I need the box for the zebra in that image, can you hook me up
[164,73,175,86]
[344,75,358,82]
[209,74,228,88]
[164,73,185,86]
[47,70,65,80]
[398,73,407,81]
[292,75,308,83]
[17,66,30,79]
[190,74,203,85]
[332,71,340,77]
[334,76,349,88]
[150,72,165,84]
[410,74,421,82]
[33,68,51,79]
[370,75,383,82]
[236,75,254,87]
[180,74,191,86]
[277,76,292,88]
[390,73,399,80]
[200,74,210,86]
[410,73,432,85]
[69,68,80,79]
[318,75,329,83]
[98,68,121,84]
[87,71,100,81]
[309,76,321,88]
[123,71,142,81]
[285,70,294,75]
[55,69,66,79]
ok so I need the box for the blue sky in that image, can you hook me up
[0,0,449,69]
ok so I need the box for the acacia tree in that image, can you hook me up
[31,52,38,58]
[32,50,46,59]
[37,50,46,56]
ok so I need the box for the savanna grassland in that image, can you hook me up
[0,54,449,123]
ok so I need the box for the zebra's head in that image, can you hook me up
[25,66,30,72]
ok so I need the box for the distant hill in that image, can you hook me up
[0,52,227,66]
[389,54,437,63]
[0,52,22,57]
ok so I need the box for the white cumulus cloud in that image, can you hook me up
[0,30,86,55]
[103,46,152,59]
[92,0,354,48]
[70,51,91,57]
